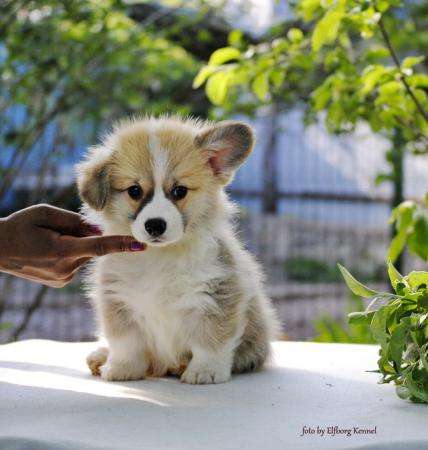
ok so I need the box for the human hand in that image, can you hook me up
[0,204,146,287]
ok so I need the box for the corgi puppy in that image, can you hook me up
[77,117,279,384]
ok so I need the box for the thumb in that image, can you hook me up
[66,235,146,257]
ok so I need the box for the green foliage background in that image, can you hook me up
[195,0,428,265]
[0,0,212,204]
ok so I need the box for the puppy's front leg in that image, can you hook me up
[98,299,148,382]
[101,329,148,381]
[181,343,234,384]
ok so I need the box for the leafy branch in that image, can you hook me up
[339,262,428,404]
[388,199,428,263]
[377,15,428,123]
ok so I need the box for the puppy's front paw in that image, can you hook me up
[100,359,147,382]
[181,362,231,385]
[87,347,109,376]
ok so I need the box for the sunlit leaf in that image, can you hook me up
[402,56,425,69]
[338,264,380,298]
[361,65,387,95]
[287,27,304,43]
[387,260,403,290]
[228,29,243,47]
[251,72,269,101]
[205,71,229,105]
[311,10,343,52]
[406,271,428,290]
[388,229,407,263]
[208,47,241,66]
[193,65,217,89]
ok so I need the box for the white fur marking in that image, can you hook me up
[148,133,168,186]
[132,132,184,246]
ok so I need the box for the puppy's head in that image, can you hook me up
[76,117,254,247]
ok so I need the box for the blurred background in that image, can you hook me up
[0,0,427,343]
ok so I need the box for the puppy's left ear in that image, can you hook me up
[195,121,254,184]
[76,146,111,211]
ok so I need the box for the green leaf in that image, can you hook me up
[205,71,229,105]
[407,73,428,89]
[388,228,408,263]
[402,56,425,69]
[299,0,322,21]
[361,65,387,95]
[208,47,241,66]
[371,306,390,349]
[405,371,428,403]
[251,72,269,101]
[378,352,396,374]
[420,344,428,373]
[287,27,304,43]
[228,30,243,47]
[406,271,428,290]
[387,260,403,291]
[270,70,285,89]
[348,311,375,325]
[376,0,390,13]
[312,82,331,109]
[338,264,380,298]
[389,321,408,367]
[378,80,402,96]
[311,10,343,52]
[193,66,218,89]
[390,201,416,226]
[408,215,428,261]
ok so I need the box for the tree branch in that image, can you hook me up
[11,285,49,341]
[377,16,428,122]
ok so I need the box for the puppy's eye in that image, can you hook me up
[127,185,143,200]
[171,185,188,201]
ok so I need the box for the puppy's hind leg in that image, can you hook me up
[233,296,279,374]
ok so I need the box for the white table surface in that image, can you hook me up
[0,340,426,450]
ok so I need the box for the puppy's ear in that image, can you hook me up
[195,121,254,184]
[76,146,111,211]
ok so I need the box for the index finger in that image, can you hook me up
[33,205,102,237]
[59,235,147,258]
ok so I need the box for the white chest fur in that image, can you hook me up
[94,235,229,366]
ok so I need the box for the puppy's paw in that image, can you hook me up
[100,359,147,382]
[181,362,231,385]
[87,347,109,376]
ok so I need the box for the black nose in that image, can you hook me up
[145,218,167,237]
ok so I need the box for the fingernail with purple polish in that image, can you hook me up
[130,241,145,251]
[88,224,102,235]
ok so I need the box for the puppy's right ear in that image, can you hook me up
[76,146,111,211]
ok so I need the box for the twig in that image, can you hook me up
[0,100,67,199]
[11,285,49,341]
[377,16,428,122]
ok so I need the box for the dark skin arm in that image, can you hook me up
[0,204,146,288]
